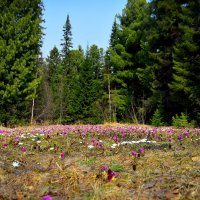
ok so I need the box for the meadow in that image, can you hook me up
[0,124,199,200]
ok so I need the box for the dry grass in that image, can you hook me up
[0,125,199,199]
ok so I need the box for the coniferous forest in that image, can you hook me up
[0,0,200,126]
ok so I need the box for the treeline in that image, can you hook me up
[0,0,200,126]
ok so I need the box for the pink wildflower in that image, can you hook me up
[131,150,137,157]
[42,195,52,200]
[91,138,95,143]
[60,152,65,159]
[107,169,117,181]
[139,147,145,155]
[184,132,189,137]
[101,165,108,171]
[178,135,183,141]
[21,146,26,152]
[3,143,8,148]
[81,132,85,137]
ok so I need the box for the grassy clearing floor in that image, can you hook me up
[0,125,199,199]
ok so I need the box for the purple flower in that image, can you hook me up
[60,152,65,159]
[184,132,189,137]
[107,169,117,181]
[139,147,145,155]
[101,165,108,171]
[81,132,85,137]
[178,135,183,141]
[131,151,137,157]
[42,195,52,200]
[113,135,118,142]
[3,143,8,147]
[21,146,26,152]
[63,131,67,135]
[91,138,95,143]
[168,138,172,142]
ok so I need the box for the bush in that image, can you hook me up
[150,109,164,127]
[172,112,193,127]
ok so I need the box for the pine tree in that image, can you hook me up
[0,0,43,125]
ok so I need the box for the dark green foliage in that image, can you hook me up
[64,49,85,123]
[76,45,104,124]
[109,17,119,49]
[1,0,200,126]
[169,1,200,119]
[34,57,54,122]
[45,46,62,121]
[147,0,182,122]
[0,0,43,125]
[61,14,73,57]
[106,0,151,123]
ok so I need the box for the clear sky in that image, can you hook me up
[41,0,127,58]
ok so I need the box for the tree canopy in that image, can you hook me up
[0,0,200,126]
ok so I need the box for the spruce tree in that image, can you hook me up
[45,46,62,120]
[61,14,73,57]
[64,48,84,123]
[58,14,73,123]
[0,0,43,125]
[76,45,104,124]
[147,0,182,122]
[169,1,200,121]
[108,0,150,122]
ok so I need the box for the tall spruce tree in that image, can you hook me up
[58,14,73,123]
[147,0,182,122]
[64,48,84,123]
[169,1,200,122]
[108,0,150,122]
[0,0,43,125]
[61,14,73,57]
[75,45,104,124]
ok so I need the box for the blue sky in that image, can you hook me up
[41,0,127,58]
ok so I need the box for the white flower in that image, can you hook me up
[111,143,118,148]
[18,142,23,145]
[88,145,94,149]
[49,147,54,151]
[130,141,140,144]
[139,138,147,143]
[149,141,157,143]
[37,141,41,144]
[12,161,20,167]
